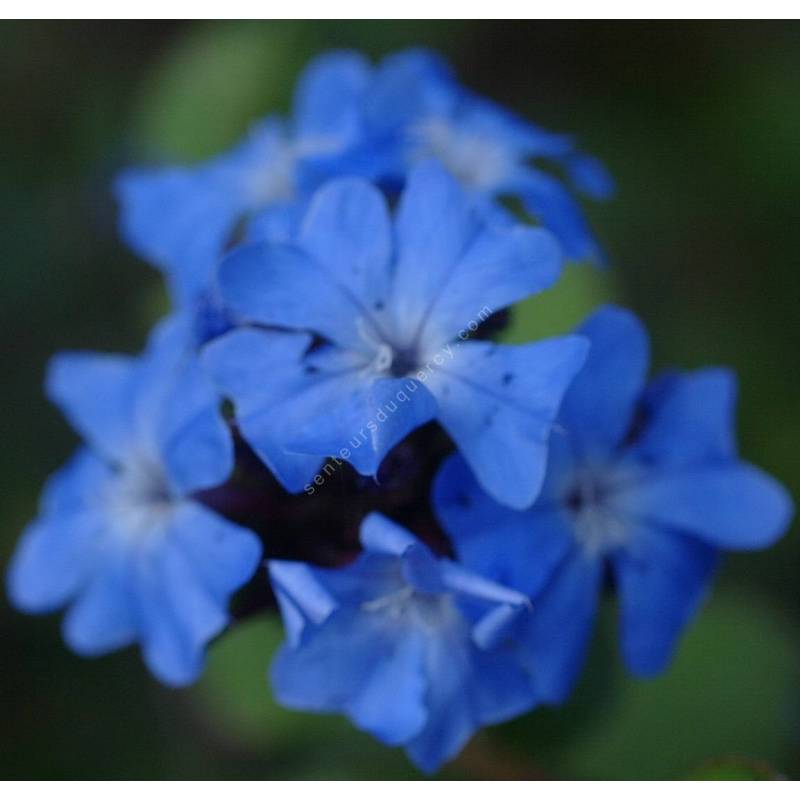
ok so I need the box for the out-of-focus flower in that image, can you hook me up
[115,52,378,305]
[204,162,588,508]
[269,512,537,772]
[434,305,793,702]
[361,49,614,264]
[6,317,261,686]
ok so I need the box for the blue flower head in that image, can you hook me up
[434,305,794,702]
[6,316,262,686]
[361,49,615,263]
[203,161,589,508]
[115,51,379,306]
[269,512,537,773]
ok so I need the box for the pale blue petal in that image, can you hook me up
[298,177,392,316]
[433,453,575,597]
[469,646,539,726]
[402,627,476,773]
[557,305,650,455]
[615,464,794,550]
[169,502,262,603]
[360,511,422,556]
[419,222,562,349]
[271,606,429,745]
[61,551,138,656]
[631,368,738,467]
[612,524,718,677]
[115,165,244,302]
[115,118,290,301]
[136,539,228,687]
[454,96,573,157]
[346,627,429,745]
[39,448,110,516]
[390,162,479,336]
[364,48,456,136]
[156,355,233,495]
[247,201,305,244]
[269,560,338,646]
[46,351,138,462]
[201,328,323,491]
[400,543,445,594]
[514,167,603,264]
[287,376,438,477]
[561,152,615,199]
[426,337,589,509]
[439,561,528,610]
[218,240,373,351]
[516,549,602,703]
[292,50,371,143]
[6,511,106,613]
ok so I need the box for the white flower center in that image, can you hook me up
[564,466,630,557]
[356,317,420,378]
[106,457,176,540]
[362,584,458,631]
[413,117,512,190]
[247,133,346,207]
[247,141,298,206]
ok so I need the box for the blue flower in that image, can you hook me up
[115,51,378,305]
[434,305,793,702]
[203,162,589,508]
[6,316,261,686]
[360,49,614,264]
[268,512,537,772]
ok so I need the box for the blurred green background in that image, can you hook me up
[1,21,798,779]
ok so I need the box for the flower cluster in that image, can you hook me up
[7,49,793,773]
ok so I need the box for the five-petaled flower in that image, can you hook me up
[434,305,794,702]
[359,49,614,263]
[115,51,378,307]
[7,317,262,686]
[204,161,588,509]
[269,512,537,773]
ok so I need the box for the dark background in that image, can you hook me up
[1,21,798,779]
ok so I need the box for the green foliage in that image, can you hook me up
[132,23,307,160]
[686,757,783,780]
[501,263,620,344]
[498,589,800,779]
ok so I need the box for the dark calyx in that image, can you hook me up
[194,422,455,622]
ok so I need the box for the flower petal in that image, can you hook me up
[6,511,106,613]
[61,551,138,656]
[390,162,479,337]
[271,606,429,745]
[292,50,371,144]
[419,222,562,350]
[286,376,438,477]
[516,549,602,703]
[269,560,338,646]
[169,502,262,603]
[115,118,288,301]
[156,354,233,495]
[218,240,372,351]
[433,453,574,597]
[426,337,589,509]
[557,305,650,455]
[514,167,603,264]
[631,368,738,467]
[201,328,324,491]
[612,524,718,677]
[46,351,138,462]
[135,540,227,687]
[298,177,392,316]
[615,463,793,550]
